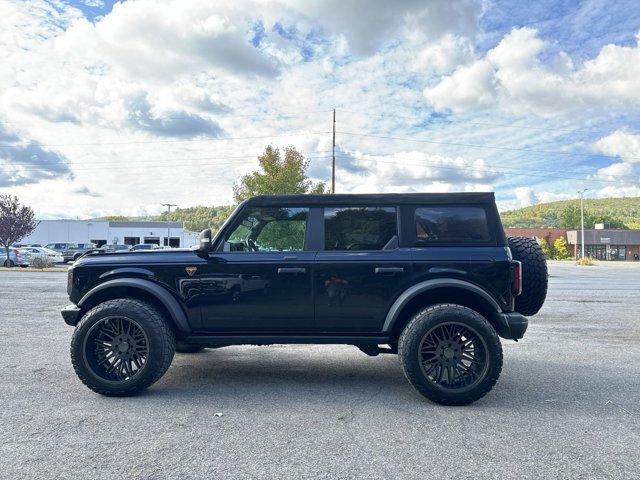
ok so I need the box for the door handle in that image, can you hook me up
[277,267,306,274]
[375,267,404,274]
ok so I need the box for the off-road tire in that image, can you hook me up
[70,298,175,396]
[175,341,204,354]
[508,236,548,316]
[398,304,503,406]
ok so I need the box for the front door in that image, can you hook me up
[314,206,412,333]
[198,206,315,333]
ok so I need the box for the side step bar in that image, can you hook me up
[182,334,392,347]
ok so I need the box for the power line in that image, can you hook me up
[0,109,334,125]
[331,153,635,186]
[1,151,334,167]
[0,131,331,148]
[335,131,640,162]
[338,109,616,135]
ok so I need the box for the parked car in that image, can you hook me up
[101,244,131,253]
[4,247,29,267]
[22,247,64,264]
[62,193,548,404]
[45,242,96,262]
[131,244,155,251]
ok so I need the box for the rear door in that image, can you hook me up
[313,206,412,333]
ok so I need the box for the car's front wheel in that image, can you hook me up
[70,298,176,396]
[4,259,15,268]
[398,304,503,406]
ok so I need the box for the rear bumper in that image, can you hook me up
[490,311,528,340]
[61,305,81,326]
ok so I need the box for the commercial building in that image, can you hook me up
[566,228,640,261]
[505,226,640,261]
[21,220,199,248]
[504,228,567,246]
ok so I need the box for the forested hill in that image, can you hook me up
[500,197,640,229]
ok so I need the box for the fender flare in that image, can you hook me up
[382,279,502,333]
[78,278,191,333]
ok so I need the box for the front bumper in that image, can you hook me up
[490,311,528,341]
[61,305,81,326]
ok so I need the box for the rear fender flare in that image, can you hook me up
[77,278,190,333]
[382,279,501,333]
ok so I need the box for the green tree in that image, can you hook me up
[537,237,554,259]
[157,205,235,233]
[233,146,326,203]
[559,205,583,229]
[553,236,571,260]
[0,195,37,267]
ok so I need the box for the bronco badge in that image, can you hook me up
[185,266,197,276]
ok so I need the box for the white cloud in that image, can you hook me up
[413,34,474,74]
[333,150,500,193]
[592,129,640,188]
[424,28,640,116]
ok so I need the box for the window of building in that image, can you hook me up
[324,207,397,251]
[163,237,180,247]
[124,237,140,246]
[144,236,160,245]
[224,207,309,252]
[414,206,491,243]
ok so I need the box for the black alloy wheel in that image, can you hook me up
[418,322,489,392]
[83,316,149,382]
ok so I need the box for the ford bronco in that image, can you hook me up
[61,193,547,405]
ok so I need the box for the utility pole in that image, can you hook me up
[578,189,588,258]
[331,108,336,194]
[162,203,176,247]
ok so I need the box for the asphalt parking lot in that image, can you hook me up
[1,262,639,479]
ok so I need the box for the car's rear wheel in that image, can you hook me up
[70,298,175,396]
[4,259,15,268]
[398,304,503,406]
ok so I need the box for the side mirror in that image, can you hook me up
[197,229,212,252]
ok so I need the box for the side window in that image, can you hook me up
[224,207,308,252]
[324,207,397,251]
[414,206,491,243]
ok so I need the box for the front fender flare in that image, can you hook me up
[382,279,502,333]
[77,278,191,333]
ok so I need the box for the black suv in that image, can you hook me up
[62,193,547,405]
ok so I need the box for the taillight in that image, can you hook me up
[513,261,522,296]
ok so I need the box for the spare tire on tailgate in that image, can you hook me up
[507,236,548,316]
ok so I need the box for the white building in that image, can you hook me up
[21,220,199,248]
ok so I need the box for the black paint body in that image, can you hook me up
[64,193,523,343]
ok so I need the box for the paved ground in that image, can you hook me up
[1,262,639,479]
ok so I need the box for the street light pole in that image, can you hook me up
[161,203,176,247]
[578,189,588,259]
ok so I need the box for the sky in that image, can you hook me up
[1,0,640,219]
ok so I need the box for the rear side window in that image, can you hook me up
[324,207,397,250]
[414,206,491,243]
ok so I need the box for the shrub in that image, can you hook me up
[537,237,554,258]
[30,256,54,269]
[576,257,595,266]
[553,236,571,260]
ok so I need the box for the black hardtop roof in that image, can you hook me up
[245,192,495,207]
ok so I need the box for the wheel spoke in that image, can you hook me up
[419,322,489,391]
[84,316,149,382]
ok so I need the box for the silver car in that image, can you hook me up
[4,247,29,267]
